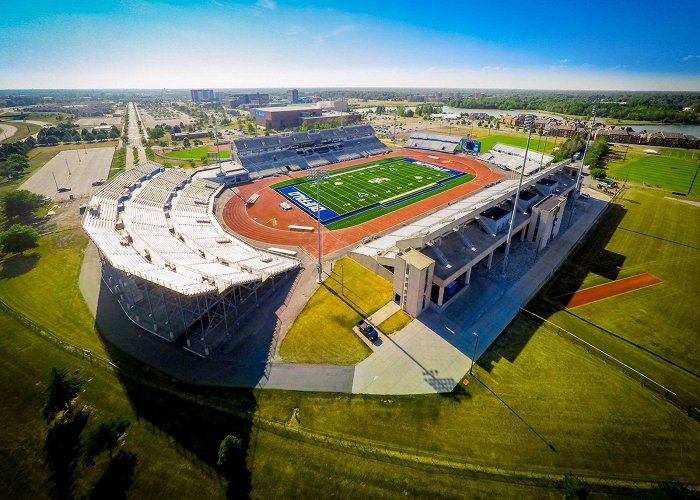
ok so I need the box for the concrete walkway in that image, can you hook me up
[368,301,401,325]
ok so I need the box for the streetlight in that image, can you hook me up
[502,114,535,276]
[567,104,598,229]
[688,157,700,196]
[469,332,479,375]
[307,167,330,284]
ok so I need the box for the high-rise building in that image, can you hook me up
[190,89,214,103]
[288,89,299,104]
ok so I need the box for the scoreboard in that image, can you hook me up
[461,139,481,153]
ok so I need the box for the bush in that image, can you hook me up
[590,168,607,180]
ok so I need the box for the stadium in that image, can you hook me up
[82,124,586,364]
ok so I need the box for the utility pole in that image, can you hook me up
[688,157,700,196]
[307,167,329,283]
[64,158,71,176]
[502,114,535,276]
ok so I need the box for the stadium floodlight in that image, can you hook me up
[307,167,330,283]
[502,114,535,276]
[469,331,479,375]
[567,104,597,229]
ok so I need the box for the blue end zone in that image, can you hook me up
[274,157,465,226]
[275,184,340,223]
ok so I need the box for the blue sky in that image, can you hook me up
[1,0,699,90]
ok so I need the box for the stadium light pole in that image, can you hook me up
[567,104,598,229]
[502,114,535,276]
[469,331,479,375]
[539,130,549,172]
[308,167,329,284]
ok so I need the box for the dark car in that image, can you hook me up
[357,319,378,342]
[57,186,71,192]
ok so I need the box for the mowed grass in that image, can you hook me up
[0,229,106,356]
[164,146,230,160]
[278,258,391,364]
[256,316,700,487]
[606,144,700,195]
[536,188,700,402]
[0,121,42,144]
[377,309,413,335]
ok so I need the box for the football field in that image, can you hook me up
[273,157,474,227]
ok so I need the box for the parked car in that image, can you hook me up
[57,186,71,192]
[357,319,378,342]
[91,179,106,186]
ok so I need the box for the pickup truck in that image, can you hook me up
[356,319,378,342]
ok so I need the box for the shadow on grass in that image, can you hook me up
[0,252,39,279]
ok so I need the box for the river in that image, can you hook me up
[353,106,700,136]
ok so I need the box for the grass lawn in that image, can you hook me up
[533,188,700,403]
[256,316,700,489]
[278,257,392,364]
[25,112,74,124]
[377,309,412,335]
[164,146,230,160]
[109,147,126,178]
[0,229,107,356]
[605,144,700,195]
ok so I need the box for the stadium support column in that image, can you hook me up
[308,167,329,283]
[502,114,534,276]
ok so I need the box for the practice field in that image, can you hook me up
[272,157,474,227]
[164,146,230,160]
[606,145,700,195]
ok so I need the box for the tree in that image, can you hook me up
[42,368,83,423]
[84,417,131,466]
[560,474,589,500]
[1,189,45,218]
[0,224,40,253]
[217,435,243,474]
[183,138,191,147]
[590,168,607,180]
[650,480,694,499]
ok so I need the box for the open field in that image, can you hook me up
[274,156,471,225]
[534,188,700,403]
[279,258,390,365]
[606,144,700,195]
[164,146,231,160]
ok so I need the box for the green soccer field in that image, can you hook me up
[273,157,474,227]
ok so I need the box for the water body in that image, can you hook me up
[354,105,700,136]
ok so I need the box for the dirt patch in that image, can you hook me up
[558,273,662,308]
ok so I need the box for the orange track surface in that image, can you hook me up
[560,273,662,308]
[222,149,503,258]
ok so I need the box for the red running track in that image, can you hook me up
[221,149,504,258]
[558,273,662,308]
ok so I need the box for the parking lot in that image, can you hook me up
[21,146,114,201]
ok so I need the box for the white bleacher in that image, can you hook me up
[83,163,299,298]
[480,143,554,176]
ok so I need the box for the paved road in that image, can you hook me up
[125,102,147,169]
[0,122,18,142]
[21,147,114,201]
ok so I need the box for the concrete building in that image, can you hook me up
[392,249,435,317]
[190,89,215,103]
[288,89,299,104]
[253,104,359,130]
[527,195,566,250]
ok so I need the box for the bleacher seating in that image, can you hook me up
[405,132,461,153]
[83,164,299,298]
[231,124,388,175]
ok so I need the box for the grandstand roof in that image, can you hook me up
[352,160,575,259]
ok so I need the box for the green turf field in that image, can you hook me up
[273,157,474,229]
[606,145,700,195]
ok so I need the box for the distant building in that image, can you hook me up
[253,104,359,130]
[288,89,299,104]
[190,89,214,103]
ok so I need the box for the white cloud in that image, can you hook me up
[682,54,700,61]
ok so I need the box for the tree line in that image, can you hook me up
[37,124,120,145]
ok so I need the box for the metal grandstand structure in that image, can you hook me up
[479,143,554,176]
[230,124,389,177]
[82,161,299,357]
[405,131,462,153]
